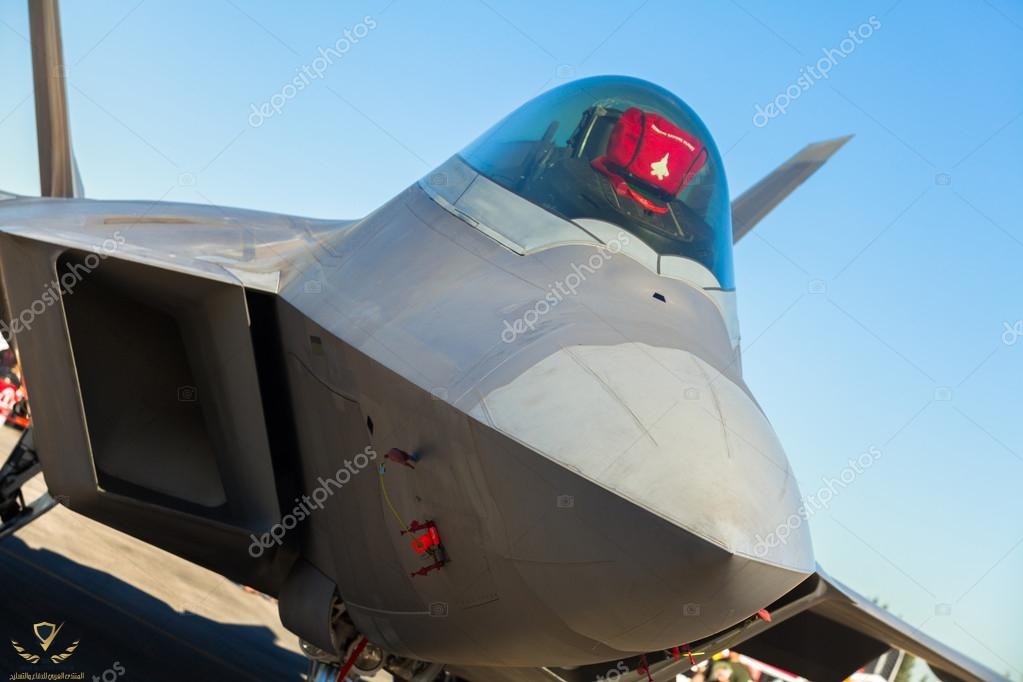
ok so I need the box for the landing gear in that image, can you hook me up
[300,658,450,682]
[302,655,448,682]
[304,657,348,682]
[298,593,450,682]
[0,429,58,540]
[344,637,385,677]
[300,638,390,681]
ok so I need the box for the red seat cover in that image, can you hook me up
[592,107,707,212]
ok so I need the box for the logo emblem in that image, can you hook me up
[650,153,670,181]
[10,620,80,665]
[34,621,63,651]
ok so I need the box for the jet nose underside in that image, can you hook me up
[473,342,811,567]
[469,341,813,650]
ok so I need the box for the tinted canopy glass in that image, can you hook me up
[461,76,734,289]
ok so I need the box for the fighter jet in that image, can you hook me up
[0,2,1005,681]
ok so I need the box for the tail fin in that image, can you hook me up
[28,0,83,198]
[731,135,851,242]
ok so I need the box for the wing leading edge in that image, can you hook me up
[0,197,353,292]
[645,569,1006,682]
[731,569,1005,682]
[731,135,852,243]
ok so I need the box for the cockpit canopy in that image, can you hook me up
[461,76,734,289]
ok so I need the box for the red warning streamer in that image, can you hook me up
[334,635,368,682]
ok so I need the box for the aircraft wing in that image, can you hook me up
[731,136,853,243]
[721,569,1003,682]
[0,197,351,292]
[611,569,1005,682]
[534,569,1004,682]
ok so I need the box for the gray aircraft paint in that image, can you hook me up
[0,11,1002,675]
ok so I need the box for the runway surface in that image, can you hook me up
[0,425,314,681]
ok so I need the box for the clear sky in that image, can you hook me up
[2,1,1021,678]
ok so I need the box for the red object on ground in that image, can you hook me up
[334,635,368,682]
[757,608,772,622]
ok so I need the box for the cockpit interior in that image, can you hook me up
[460,76,735,290]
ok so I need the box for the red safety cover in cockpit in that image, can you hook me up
[602,107,707,196]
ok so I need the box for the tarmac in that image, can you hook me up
[0,425,316,681]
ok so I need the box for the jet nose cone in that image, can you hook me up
[472,341,812,572]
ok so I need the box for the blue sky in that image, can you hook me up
[2,0,1021,678]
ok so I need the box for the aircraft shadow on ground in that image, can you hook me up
[0,536,305,681]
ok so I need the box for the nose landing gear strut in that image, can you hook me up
[299,594,448,682]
